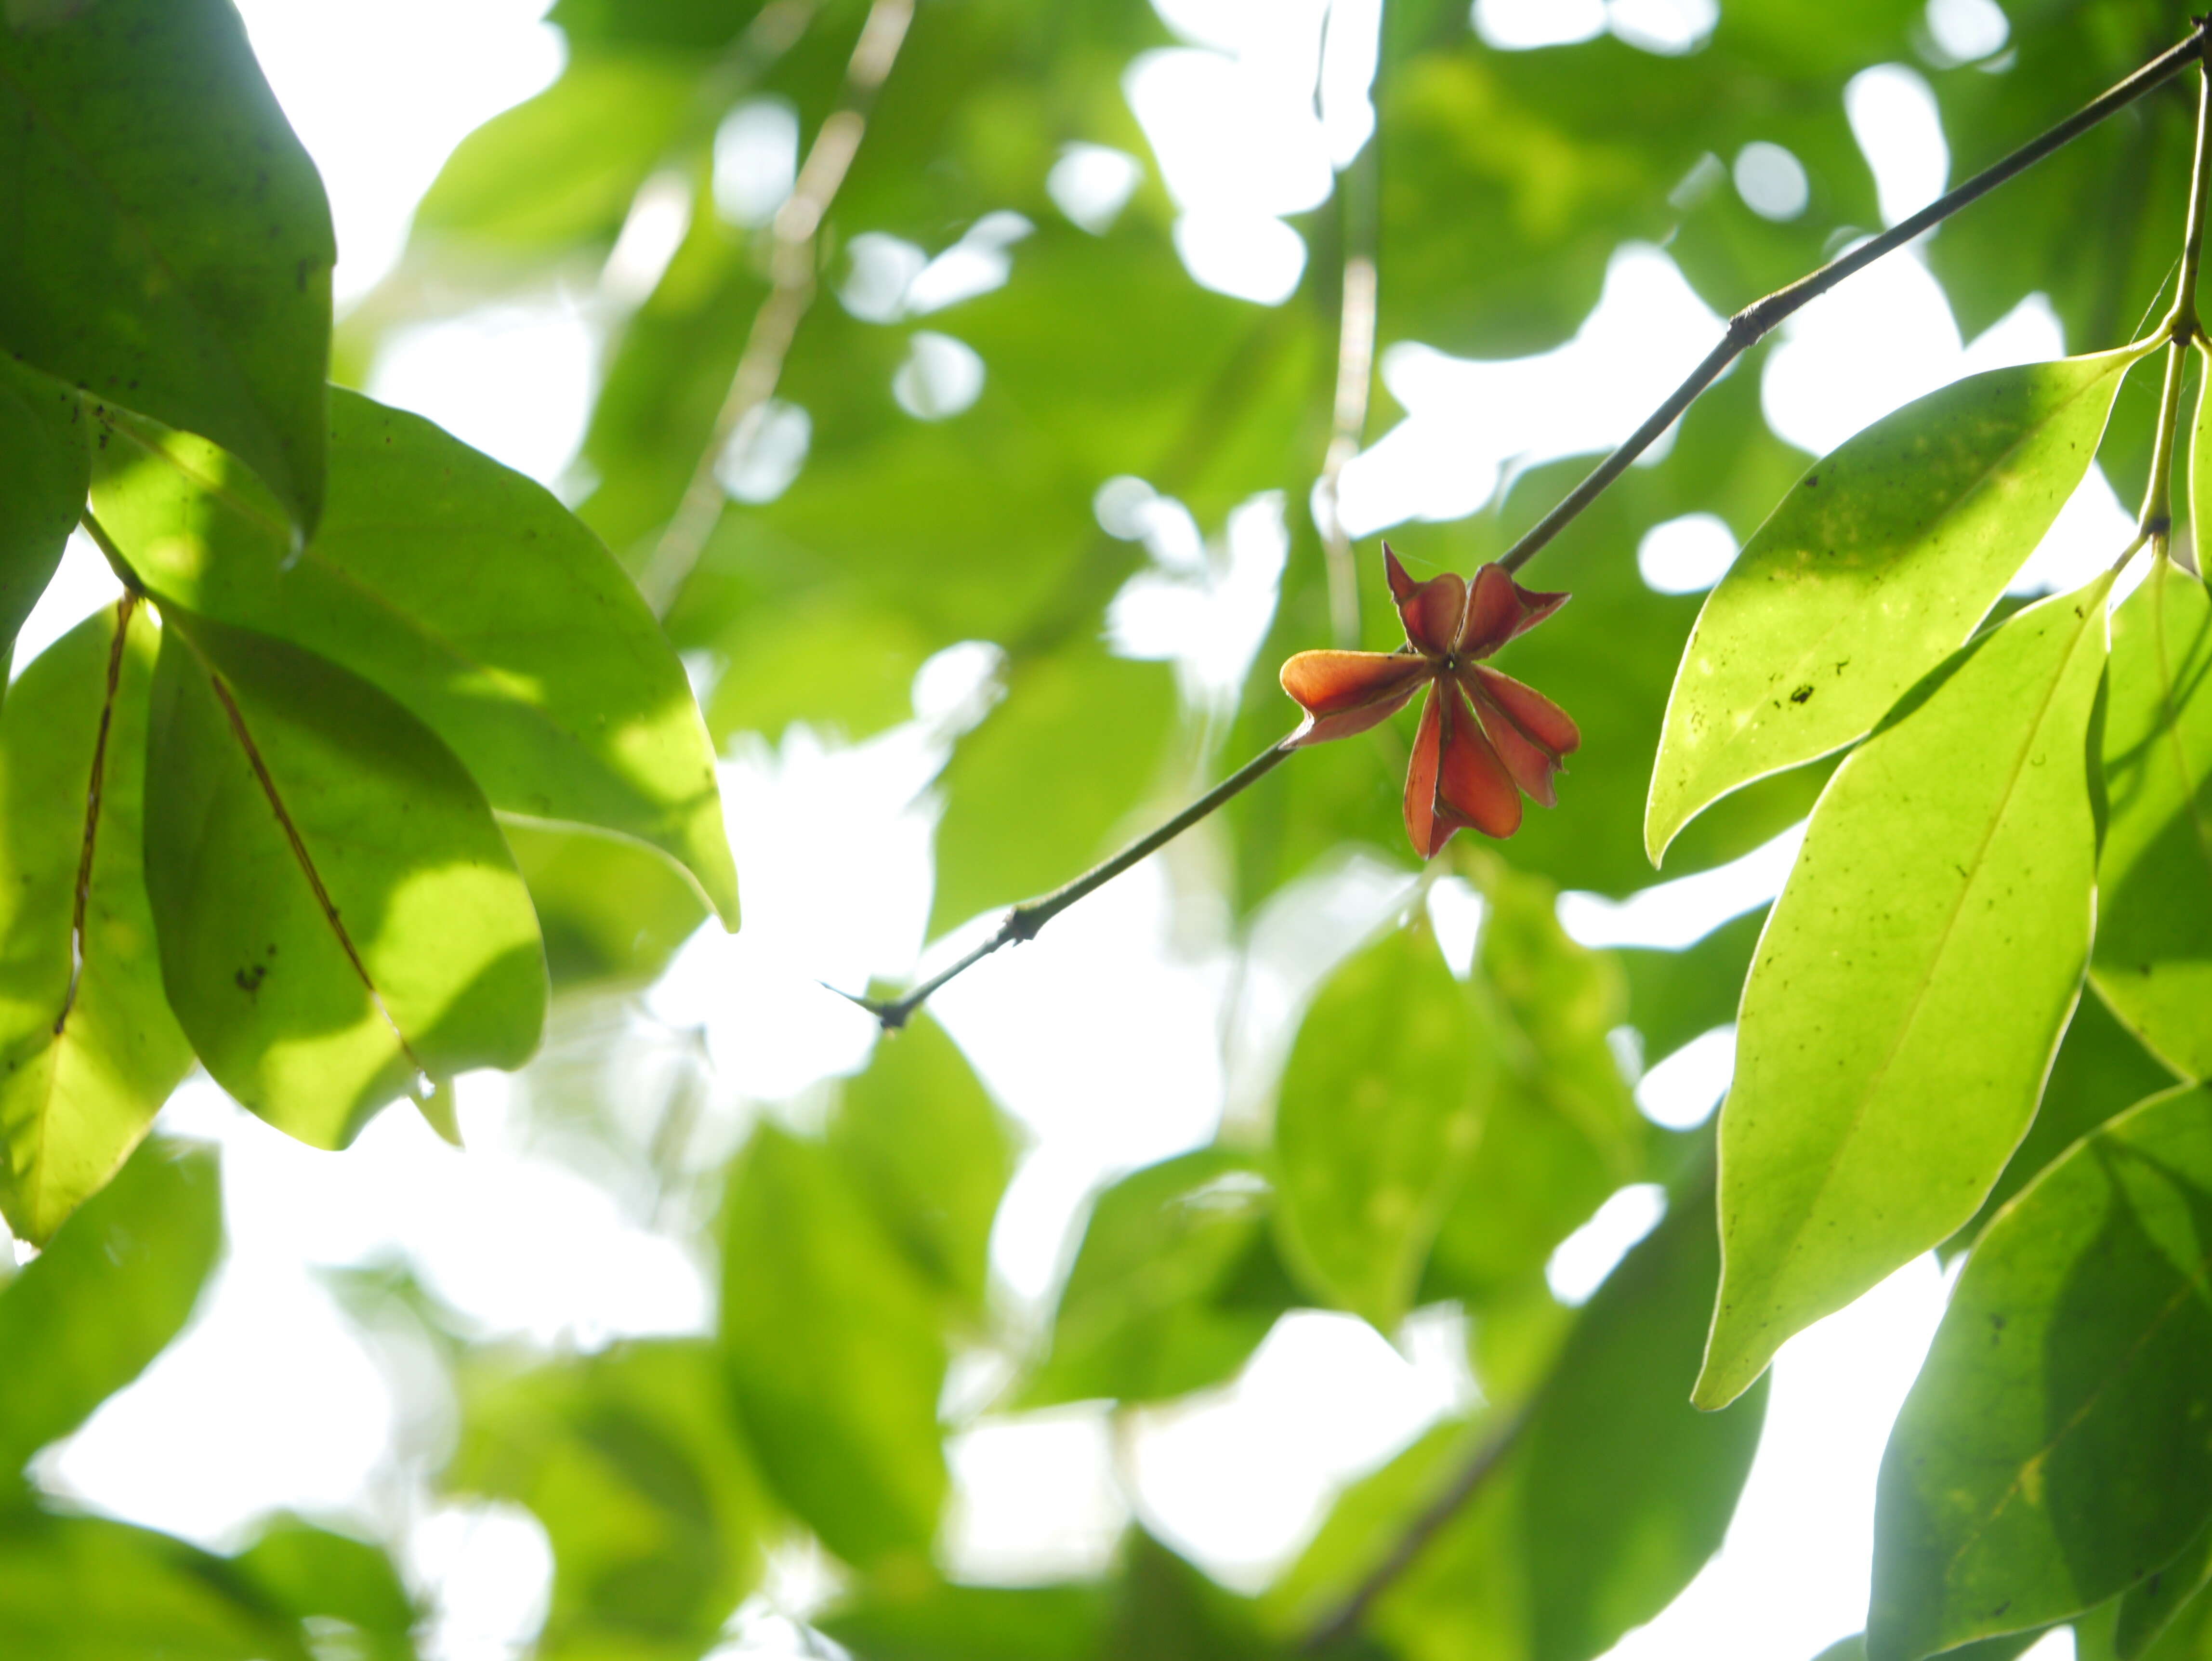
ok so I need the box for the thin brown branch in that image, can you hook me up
[845,734,1299,1029]
[1302,1399,1541,1653]
[640,0,916,612]
[844,19,2212,1031]
[1499,17,2211,575]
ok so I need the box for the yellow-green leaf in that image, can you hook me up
[0,602,191,1244]
[1697,578,2112,1409]
[145,612,547,1148]
[1647,348,2142,863]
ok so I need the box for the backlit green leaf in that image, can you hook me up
[145,612,547,1148]
[830,1015,1014,1324]
[2114,1512,2212,1661]
[1520,1173,1767,1661]
[1869,1083,2212,1660]
[2094,555,2212,1080]
[0,1510,313,1661]
[0,602,191,1243]
[234,1516,419,1661]
[0,358,86,674]
[0,0,333,530]
[720,1124,947,1570]
[1946,989,2179,1259]
[823,1579,1110,1661]
[1270,1169,1764,1661]
[1647,349,2142,862]
[928,644,1177,936]
[1698,579,2112,1409]
[1273,921,1481,1332]
[413,54,706,252]
[449,1340,772,1659]
[0,1138,219,1482]
[1024,1148,1294,1409]
[93,393,738,925]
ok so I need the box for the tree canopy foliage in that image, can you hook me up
[4,0,2212,1658]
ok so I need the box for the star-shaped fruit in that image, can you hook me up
[1279,545,1580,857]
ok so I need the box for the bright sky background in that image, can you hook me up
[6,2,2102,1658]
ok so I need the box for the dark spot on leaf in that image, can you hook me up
[1790,684,1815,704]
[235,964,266,995]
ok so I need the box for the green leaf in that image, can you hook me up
[830,1016,1014,1326]
[448,1340,771,1659]
[1946,989,2180,1259]
[0,358,87,672]
[1270,1168,1765,1661]
[413,54,705,252]
[0,1138,220,1483]
[0,1510,313,1661]
[1646,349,2142,863]
[0,601,192,1243]
[1620,906,1764,1068]
[144,611,547,1148]
[1272,921,1482,1332]
[928,644,1177,936]
[506,821,708,990]
[2093,555,2212,1080]
[1519,1172,1768,1661]
[1023,1147,1296,1409]
[1869,1083,2212,1660]
[92,393,739,926]
[0,0,333,530]
[2115,1512,2212,1661]
[1698,578,2113,1409]
[823,1580,1110,1661]
[720,1123,947,1571]
[234,1516,420,1661]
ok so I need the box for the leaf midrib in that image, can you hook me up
[113,423,682,815]
[1747,596,2104,1325]
[190,637,431,1086]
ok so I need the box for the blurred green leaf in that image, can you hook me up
[928,644,1177,936]
[2115,1513,2212,1661]
[1420,864,1645,1309]
[93,393,739,927]
[145,612,547,1147]
[0,602,191,1244]
[450,1339,771,1660]
[551,0,777,51]
[1023,1147,1295,1409]
[0,358,85,676]
[1272,920,1482,1331]
[507,823,709,991]
[235,1515,419,1661]
[414,54,706,253]
[1517,1171,1766,1661]
[0,1510,312,1661]
[2094,555,2212,1080]
[0,0,332,529]
[1700,580,2111,1410]
[0,1138,219,1483]
[1105,1532,1286,1661]
[1648,350,2142,862]
[1272,1165,1764,1661]
[824,1579,1112,1661]
[720,1123,947,1569]
[1870,1083,2212,1660]
[707,597,932,745]
[830,1015,1014,1324]
[1619,906,1764,1069]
